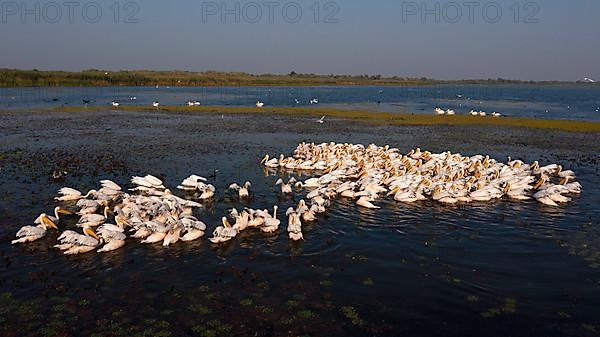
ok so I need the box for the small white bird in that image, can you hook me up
[317,116,326,124]
[152,101,160,107]
[310,98,319,104]
[256,101,265,108]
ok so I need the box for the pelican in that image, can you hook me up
[491,112,501,117]
[12,216,58,244]
[260,154,280,168]
[177,175,208,191]
[310,98,319,104]
[470,110,479,116]
[209,217,237,243]
[152,101,160,107]
[256,101,265,108]
[55,187,87,201]
[434,108,445,115]
[111,101,120,107]
[77,206,109,228]
[229,181,251,198]
[34,207,72,225]
[261,206,280,233]
[357,196,380,209]
[478,111,486,116]
[96,224,127,252]
[445,109,455,115]
[286,207,303,241]
[55,227,100,255]
[276,177,296,194]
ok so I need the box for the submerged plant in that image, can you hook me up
[340,306,363,326]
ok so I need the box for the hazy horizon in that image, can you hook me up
[1,0,598,81]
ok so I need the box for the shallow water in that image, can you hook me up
[1,84,599,121]
[1,110,599,336]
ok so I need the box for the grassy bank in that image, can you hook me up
[34,105,600,133]
[0,68,585,87]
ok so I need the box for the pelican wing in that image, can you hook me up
[16,225,46,238]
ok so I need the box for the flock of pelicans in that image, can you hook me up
[108,98,319,108]
[434,107,502,117]
[12,143,582,255]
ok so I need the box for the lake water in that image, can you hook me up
[1,84,599,121]
[0,110,599,336]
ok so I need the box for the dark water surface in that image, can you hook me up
[1,84,599,121]
[1,110,599,337]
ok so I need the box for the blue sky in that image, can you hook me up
[0,0,598,80]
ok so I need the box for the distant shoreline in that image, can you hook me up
[1,69,597,88]
[3,105,598,133]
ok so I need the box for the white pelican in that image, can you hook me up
[111,101,120,107]
[34,207,72,225]
[356,196,380,209]
[276,177,296,194]
[260,154,280,168]
[261,206,280,233]
[55,227,100,255]
[77,206,109,228]
[179,216,206,242]
[491,112,501,117]
[445,109,455,115]
[256,101,265,107]
[286,207,303,241]
[310,98,319,104]
[470,110,479,116]
[55,187,89,201]
[12,216,58,244]
[478,111,486,116]
[229,181,251,198]
[209,217,237,243]
[153,101,160,107]
[177,175,208,191]
[434,108,445,115]
[97,224,127,252]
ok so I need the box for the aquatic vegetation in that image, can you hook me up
[44,105,600,132]
[466,295,479,302]
[320,280,333,287]
[362,278,375,286]
[297,309,315,319]
[191,320,232,337]
[286,299,299,307]
[239,298,253,306]
[188,304,212,315]
[481,298,518,318]
[340,306,363,326]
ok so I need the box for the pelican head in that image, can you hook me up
[530,161,539,170]
[260,154,269,164]
[41,215,58,230]
[502,182,511,194]
[222,217,233,228]
[533,177,546,190]
[84,227,100,241]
